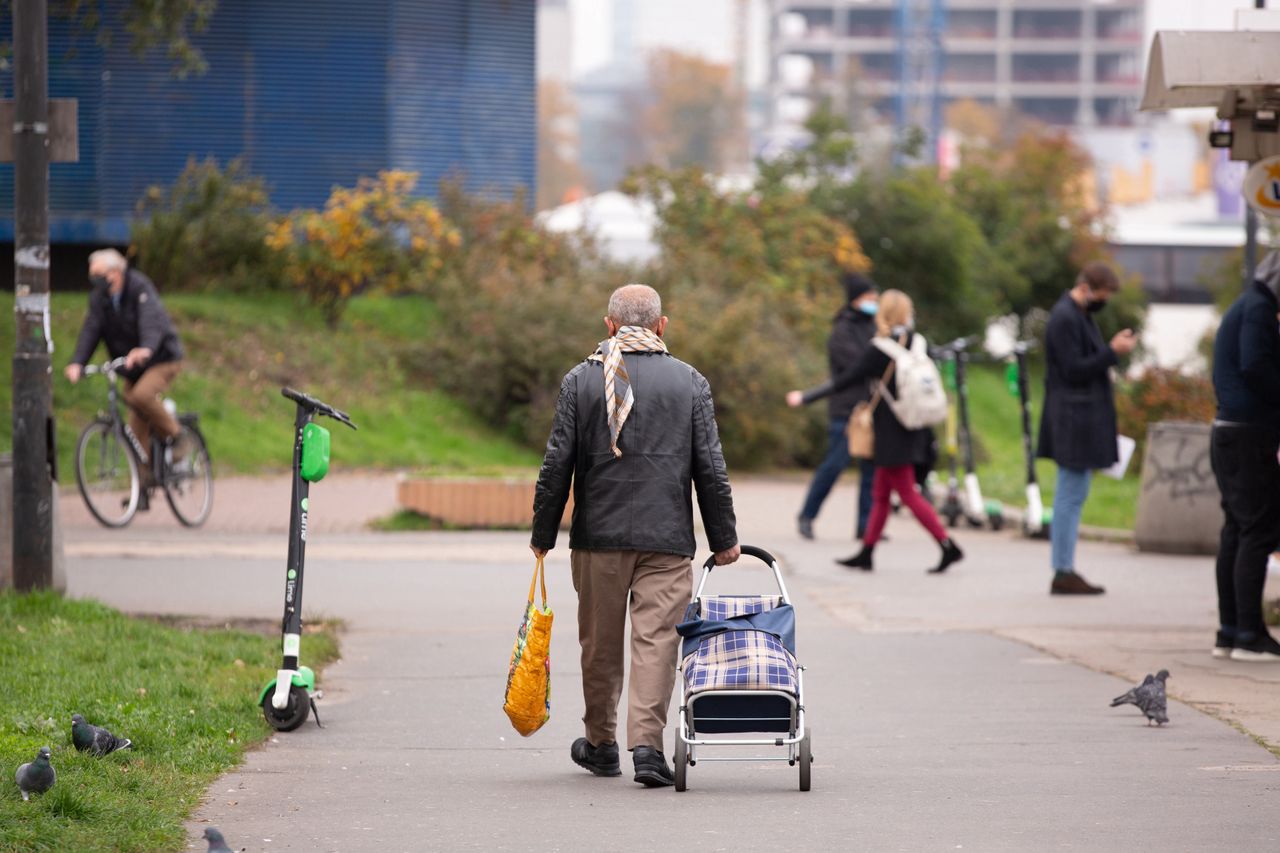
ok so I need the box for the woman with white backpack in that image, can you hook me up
[788,289,963,574]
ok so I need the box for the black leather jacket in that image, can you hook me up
[531,351,738,558]
[70,267,183,383]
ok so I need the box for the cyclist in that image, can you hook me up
[65,249,185,483]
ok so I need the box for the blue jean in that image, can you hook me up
[1051,466,1093,571]
[800,419,875,537]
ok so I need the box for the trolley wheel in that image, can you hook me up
[674,737,688,792]
[262,684,310,732]
[798,729,812,792]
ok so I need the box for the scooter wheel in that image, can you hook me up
[262,684,311,732]
[989,514,1005,532]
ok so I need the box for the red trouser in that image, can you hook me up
[863,464,948,546]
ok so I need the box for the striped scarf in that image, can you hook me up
[587,325,669,458]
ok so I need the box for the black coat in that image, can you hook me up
[824,307,877,421]
[530,351,738,558]
[1036,292,1118,470]
[805,330,929,467]
[1212,281,1280,425]
[70,268,183,382]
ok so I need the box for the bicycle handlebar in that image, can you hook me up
[81,356,129,377]
[281,387,358,430]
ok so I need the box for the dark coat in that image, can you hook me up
[824,307,877,422]
[1036,292,1118,470]
[530,351,738,558]
[805,330,929,468]
[70,267,183,382]
[1212,281,1280,425]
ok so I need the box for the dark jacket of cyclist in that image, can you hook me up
[67,250,184,456]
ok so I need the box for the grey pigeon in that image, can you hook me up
[14,746,55,801]
[1110,669,1170,726]
[71,714,132,756]
[203,827,233,853]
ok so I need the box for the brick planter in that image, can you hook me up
[397,478,572,529]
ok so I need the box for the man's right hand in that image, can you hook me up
[1109,329,1137,355]
[713,545,741,565]
[64,364,82,384]
[785,390,803,408]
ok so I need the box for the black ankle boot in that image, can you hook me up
[837,544,874,570]
[929,539,963,574]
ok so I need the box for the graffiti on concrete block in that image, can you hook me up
[1142,431,1217,503]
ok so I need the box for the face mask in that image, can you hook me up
[1086,299,1107,313]
[89,274,110,290]
[857,302,878,317]
[905,316,916,330]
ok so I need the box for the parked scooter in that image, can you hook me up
[1006,341,1051,538]
[934,337,1003,530]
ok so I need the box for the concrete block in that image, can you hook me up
[1134,421,1222,555]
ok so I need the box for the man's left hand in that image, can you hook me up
[124,347,153,370]
[713,545,741,565]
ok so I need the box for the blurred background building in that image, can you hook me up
[0,0,536,253]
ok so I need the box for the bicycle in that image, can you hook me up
[74,356,214,528]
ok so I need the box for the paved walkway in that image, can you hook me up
[61,475,1280,851]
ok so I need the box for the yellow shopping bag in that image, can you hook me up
[503,554,553,736]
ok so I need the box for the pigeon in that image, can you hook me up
[1110,669,1170,726]
[15,746,55,801]
[71,714,132,756]
[203,827,233,853]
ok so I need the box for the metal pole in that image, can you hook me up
[12,0,53,591]
[1247,0,1266,288]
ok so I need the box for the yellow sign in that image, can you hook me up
[1244,156,1280,216]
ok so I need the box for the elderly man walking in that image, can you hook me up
[531,283,740,788]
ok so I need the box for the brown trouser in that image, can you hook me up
[570,549,693,752]
[123,361,182,456]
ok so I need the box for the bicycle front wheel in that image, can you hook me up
[76,419,140,528]
[163,424,213,527]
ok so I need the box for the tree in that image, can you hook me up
[629,49,745,173]
[537,80,587,211]
[0,0,217,77]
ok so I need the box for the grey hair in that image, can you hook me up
[88,248,127,272]
[607,283,662,329]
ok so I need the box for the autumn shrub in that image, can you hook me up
[1115,367,1216,468]
[423,186,616,446]
[130,157,280,292]
[267,171,460,325]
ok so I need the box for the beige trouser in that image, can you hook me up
[123,361,182,456]
[571,550,693,753]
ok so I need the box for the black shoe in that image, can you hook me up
[797,517,814,540]
[837,544,874,570]
[632,745,674,787]
[929,539,963,574]
[1050,571,1105,595]
[1213,630,1235,660]
[570,738,621,777]
[1230,632,1280,663]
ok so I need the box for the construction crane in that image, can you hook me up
[895,0,946,163]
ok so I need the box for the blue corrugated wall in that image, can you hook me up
[0,0,535,244]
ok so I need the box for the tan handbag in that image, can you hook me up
[846,357,897,459]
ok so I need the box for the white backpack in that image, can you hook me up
[871,334,949,429]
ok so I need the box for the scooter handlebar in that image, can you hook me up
[280,387,358,430]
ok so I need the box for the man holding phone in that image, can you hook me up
[1037,262,1136,595]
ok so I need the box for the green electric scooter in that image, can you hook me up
[258,387,356,732]
[1006,342,1052,539]
[935,337,1004,530]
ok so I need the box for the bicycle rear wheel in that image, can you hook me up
[76,419,140,528]
[163,424,213,527]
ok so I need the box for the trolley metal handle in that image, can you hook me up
[694,545,791,605]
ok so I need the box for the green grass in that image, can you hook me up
[961,362,1139,530]
[0,592,339,853]
[0,291,540,476]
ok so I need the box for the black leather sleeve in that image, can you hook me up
[691,371,738,553]
[530,369,579,551]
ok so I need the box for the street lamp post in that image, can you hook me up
[11,0,54,591]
